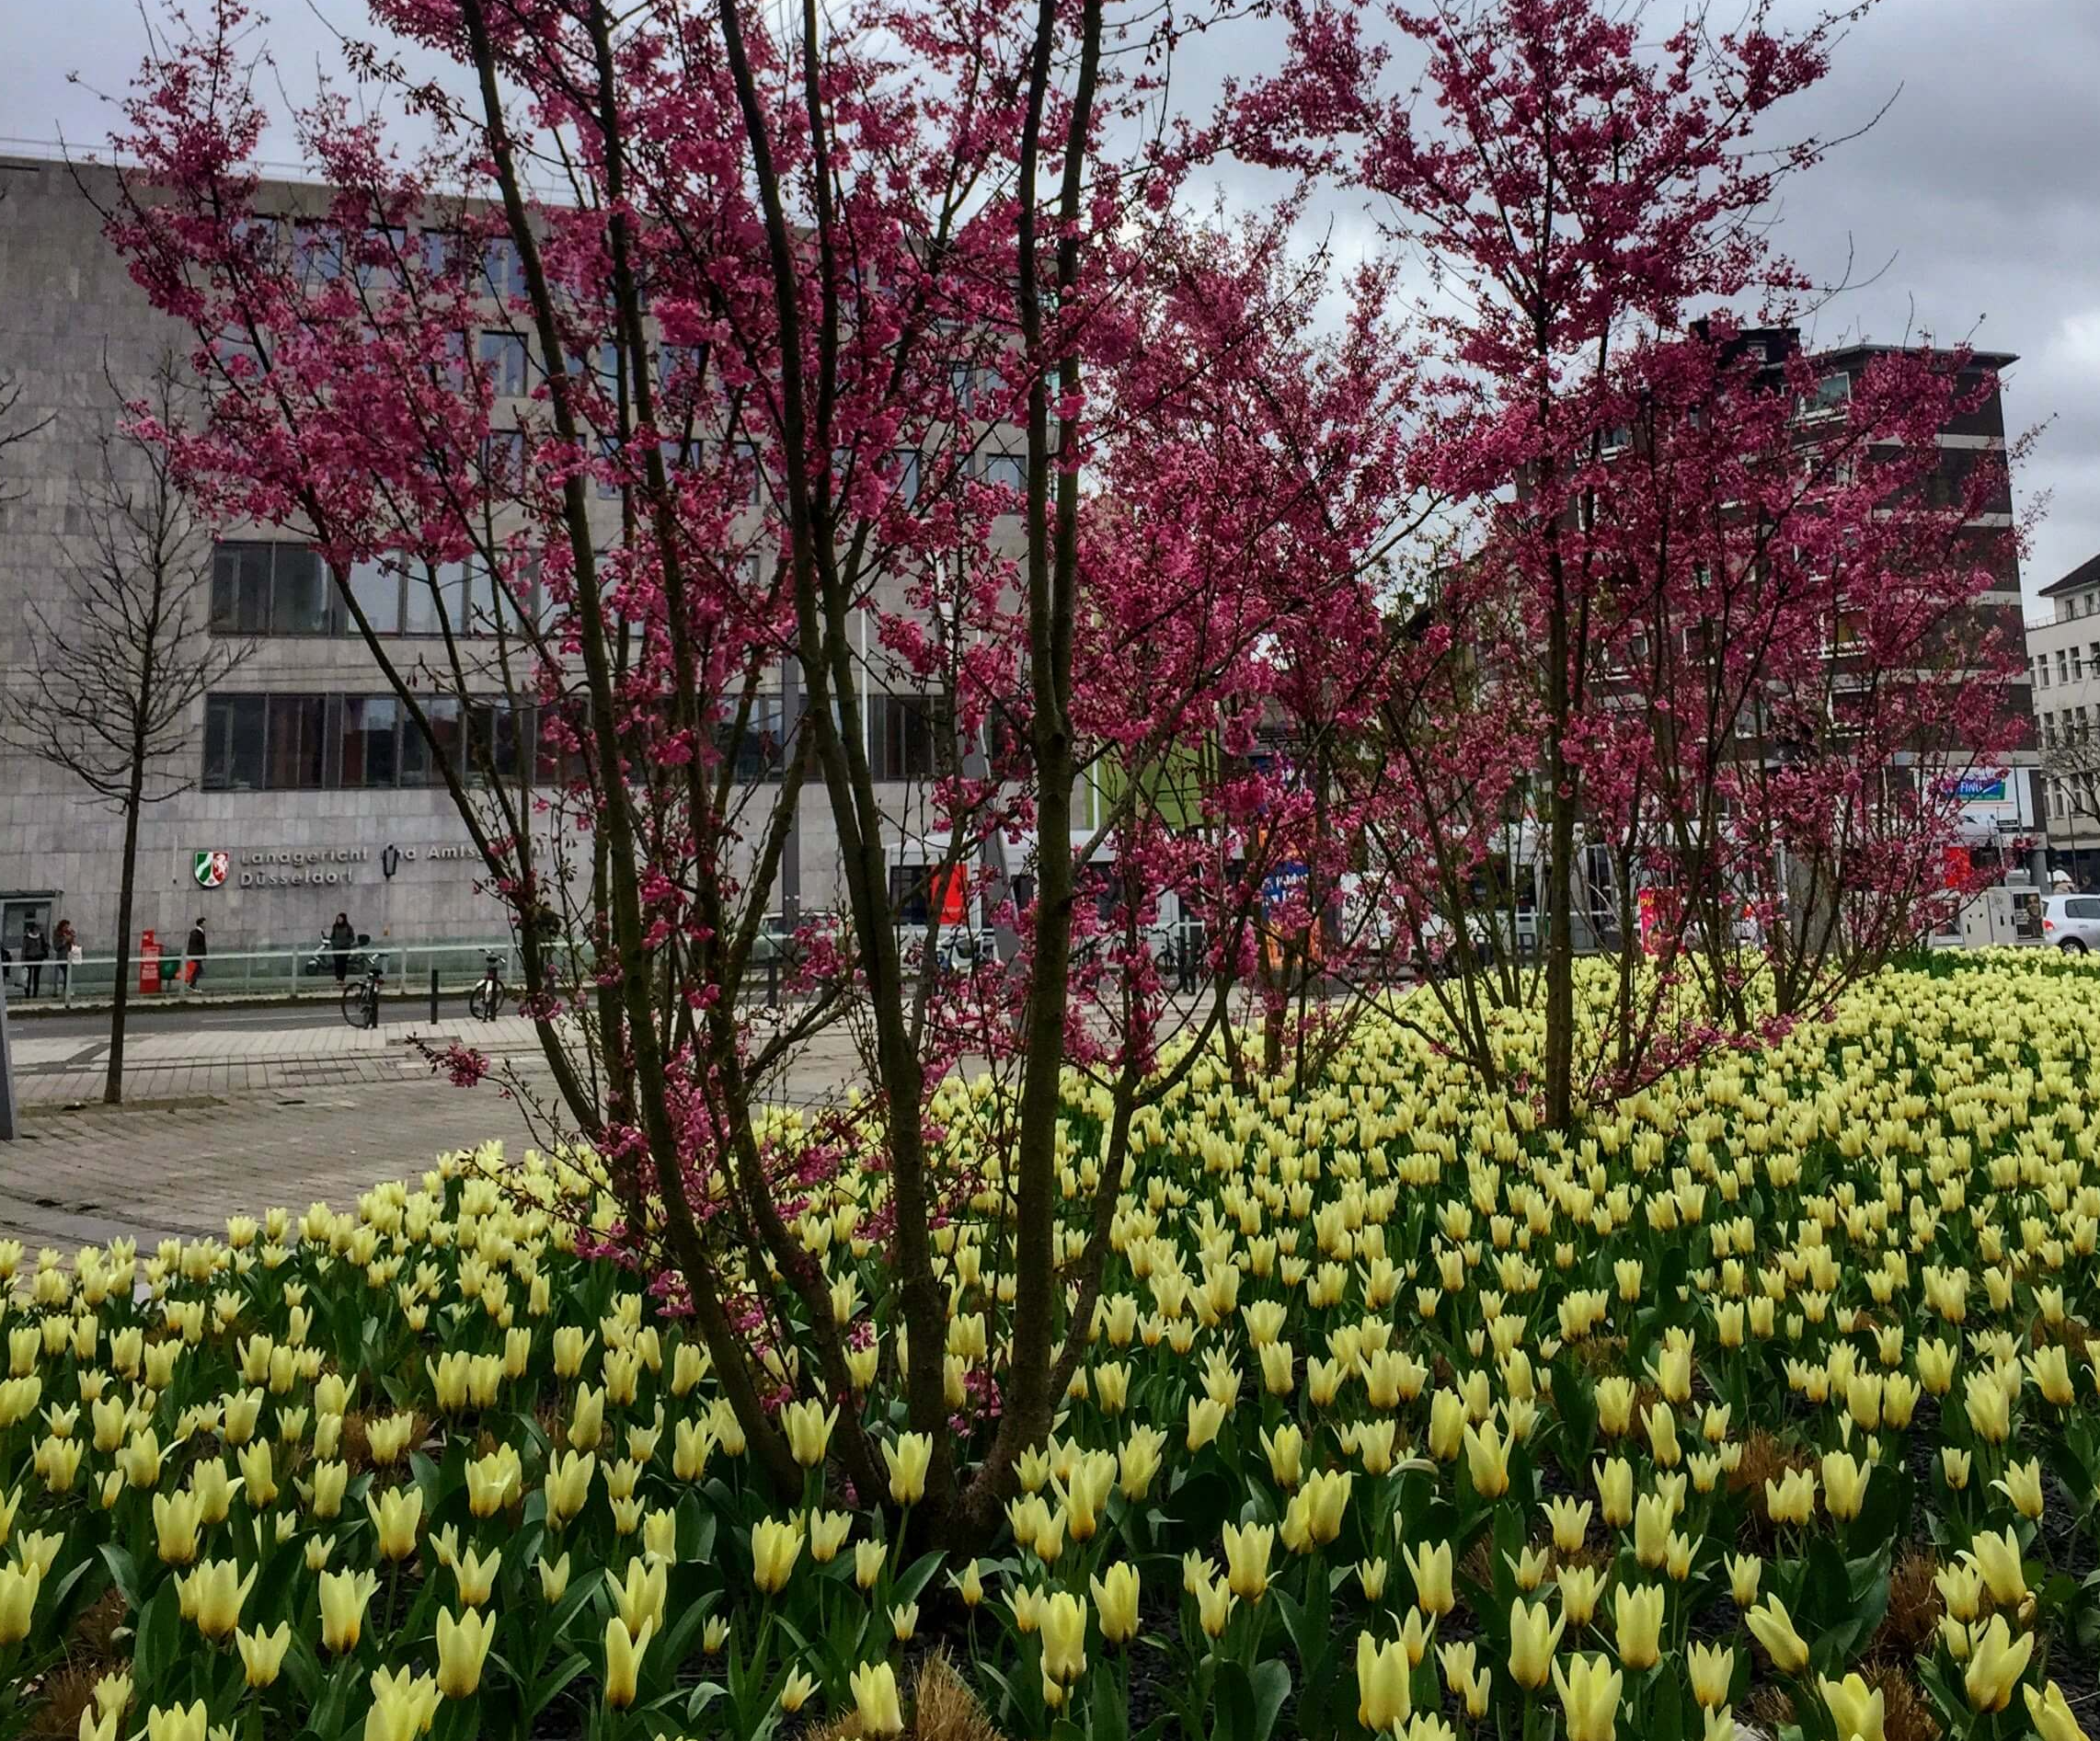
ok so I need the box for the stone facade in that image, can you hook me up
[0,152,1066,965]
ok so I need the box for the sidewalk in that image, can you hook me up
[6,1013,550,1107]
[0,1079,549,1253]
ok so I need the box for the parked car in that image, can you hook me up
[2041,894,2100,953]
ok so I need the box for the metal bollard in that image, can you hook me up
[430,968,441,1024]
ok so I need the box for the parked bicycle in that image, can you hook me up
[341,953,387,1029]
[468,949,507,1022]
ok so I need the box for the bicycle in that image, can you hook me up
[468,949,507,1022]
[341,953,385,1029]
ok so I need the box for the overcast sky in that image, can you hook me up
[6,0,2095,611]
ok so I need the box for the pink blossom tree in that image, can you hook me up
[1238,0,2025,1120]
[93,0,1382,1537]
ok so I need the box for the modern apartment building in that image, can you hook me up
[0,152,1053,967]
[2025,553,2100,888]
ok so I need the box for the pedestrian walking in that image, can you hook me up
[184,917,208,991]
[52,920,76,997]
[328,911,356,983]
[20,920,48,998]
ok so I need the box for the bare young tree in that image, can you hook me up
[0,355,251,1102]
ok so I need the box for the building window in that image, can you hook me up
[403,696,465,786]
[717,695,784,782]
[2059,650,2071,684]
[1797,373,1852,418]
[482,237,523,302]
[344,557,404,636]
[895,448,921,506]
[467,700,539,781]
[202,694,267,790]
[981,452,1026,493]
[202,691,536,791]
[869,693,951,782]
[266,694,328,789]
[210,543,330,636]
[479,331,528,397]
[339,695,401,788]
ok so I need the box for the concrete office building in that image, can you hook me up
[1,151,1047,974]
[2,154,528,966]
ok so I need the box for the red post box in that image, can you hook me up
[139,930,163,994]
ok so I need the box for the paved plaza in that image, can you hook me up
[0,1002,888,1253]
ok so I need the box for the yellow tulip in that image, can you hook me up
[1552,1651,1624,1741]
[1819,1672,1886,1741]
[1763,1468,1816,1528]
[1963,1613,2034,1712]
[1967,1527,2028,1607]
[753,1662,807,1715]
[1633,1493,1671,1569]
[1186,1396,1226,1451]
[465,1449,520,1518]
[1993,1458,2045,1522]
[1556,1563,1606,1629]
[1593,1457,1635,1528]
[318,1569,379,1654]
[1222,1522,1273,1604]
[1040,1590,1087,1684]
[1508,1597,1566,1689]
[1744,1595,1810,1674]
[2025,1680,2092,1741]
[1403,1540,1454,1615]
[236,1621,292,1689]
[780,1399,837,1468]
[435,1607,496,1699]
[545,1449,595,1526]
[1820,1451,1868,1523]
[1687,1642,1733,1709]
[883,1432,934,1506]
[182,1558,257,1641]
[364,1666,439,1741]
[1612,1583,1664,1671]
[143,1702,207,1741]
[750,1517,803,1596]
[956,1559,984,1608]
[1260,1423,1303,1489]
[538,1553,570,1603]
[366,1486,423,1562]
[1463,1419,1511,1497]
[1195,1572,1234,1637]
[849,1661,904,1735]
[602,1615,653,1710]
[1356,1632,1412,1734]
[0,1562,38,1645]
[1548,1496,1592,1553]
[453,1546,499,1608]
[152,1492,203,1566]
[1092,1563,1141,1645]
[304,1460,349,1520]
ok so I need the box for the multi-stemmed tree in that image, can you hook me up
[97,0,1368,1537]
[1239,0,2024,1118]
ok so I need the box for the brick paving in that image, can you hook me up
[0,1010,868,1254]
[0,1079,550,1254]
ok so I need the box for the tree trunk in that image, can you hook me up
[1544,569,1577,1128]
[107,766,144,1105]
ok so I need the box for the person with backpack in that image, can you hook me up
[184,917,208,991]
[52,919,77,996]
[20,921,49,998]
